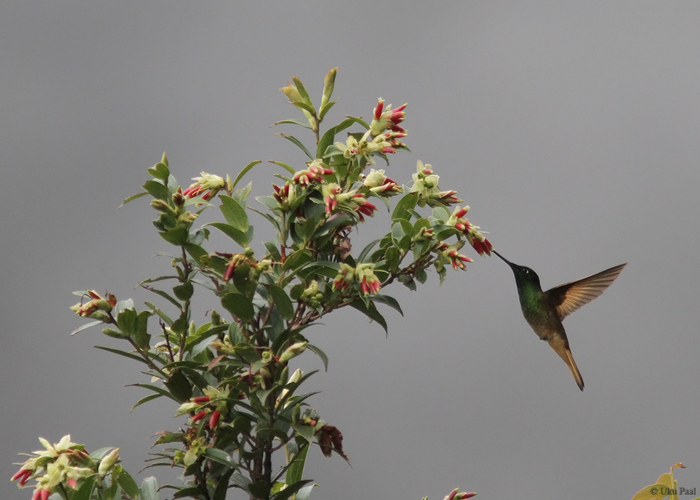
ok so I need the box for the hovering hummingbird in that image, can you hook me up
[493,250,626,391]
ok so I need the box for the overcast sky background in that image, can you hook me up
[2,2,700,499]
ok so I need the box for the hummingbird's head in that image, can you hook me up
[493,251,541,288]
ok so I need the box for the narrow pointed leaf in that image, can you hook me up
[71,320,104,336]
[121,191,149,206]
[95,345,148,365]
[269,160,297,175]
[306,343,329,371]
[131,393,163,411]
[349,299,388,334]
[278,134,313,160]
[230,160,262,191]
[272,119,312,129]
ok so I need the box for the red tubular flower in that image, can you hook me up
[374,99,384,120]
[32,489,49,500]
[208,410,221,429]
[470,237,493,256]
[193,396,210,404]
[360,276,381,295]
[353,198,377,221]
[11,469,32,486]
[191,410,208,423]
[447,250,474,270]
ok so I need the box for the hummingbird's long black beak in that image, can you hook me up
[492,250,512,266]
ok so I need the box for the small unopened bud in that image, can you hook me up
[98,448,120,475]
[279,342,307,363]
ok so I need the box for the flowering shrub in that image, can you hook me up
[13,69,486,500]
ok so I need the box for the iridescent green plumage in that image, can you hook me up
[494,250,626,391]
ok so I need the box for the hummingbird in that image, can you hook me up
[493,250,626,391]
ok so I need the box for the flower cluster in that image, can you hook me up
[410,161,463,207]
[69,290,116,321]
[363,169,403,197]
[292,160,334,186]
[447,206,493,256]
[443,487,477,500]
[332,263,381,296]
[369,98,407,138]
[182,172,228,201]
[11,435,119,500]
[323,184,378,220]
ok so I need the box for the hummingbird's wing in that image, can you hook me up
[547,263,627,320]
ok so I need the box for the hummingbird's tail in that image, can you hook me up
[549,336,585,391]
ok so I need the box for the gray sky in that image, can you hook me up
[2,2,700,499]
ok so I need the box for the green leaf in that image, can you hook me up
[306,343,329,371]
[370,294,404,316]
[143,179,170,200]
[132,383,180,402]
[292,76,312,104]
[131,310,152,350]
[278,134,313,160]
[164,369,193,402]
[283,249,313,272]
[231,160,262,191]
[70,320,104,336]
[630,483,670,500]
[131,393,163,412]
[213,470,235,500]
[184,243,208,264]
[295,483,316,500]
[248,481,271,499]
[140,477,160,500]
[160,227,189,245]
[121,191,149,206]
[272,480,314,500]
[203,448,236,467]
[285,443,308,485]
[316,116,363,159]
[318,100,336,121]
[357,239,381,263]
[173,487,204,499]
[221,292,255,322]
[72,475,96,500]
[219,195,249,232]
[117,308,137,334]
[147,162,170,180]
[391,193,418,221]
[95,345,149,365]
[208,222,249,247]
[116,470,140,499]
[142,286,182,311]
[272,119,312,129]
[266,284,294,320]
[349,299,388,335]
[268,160,297,175]
[320,67,336,109]
[173,281,194,301]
